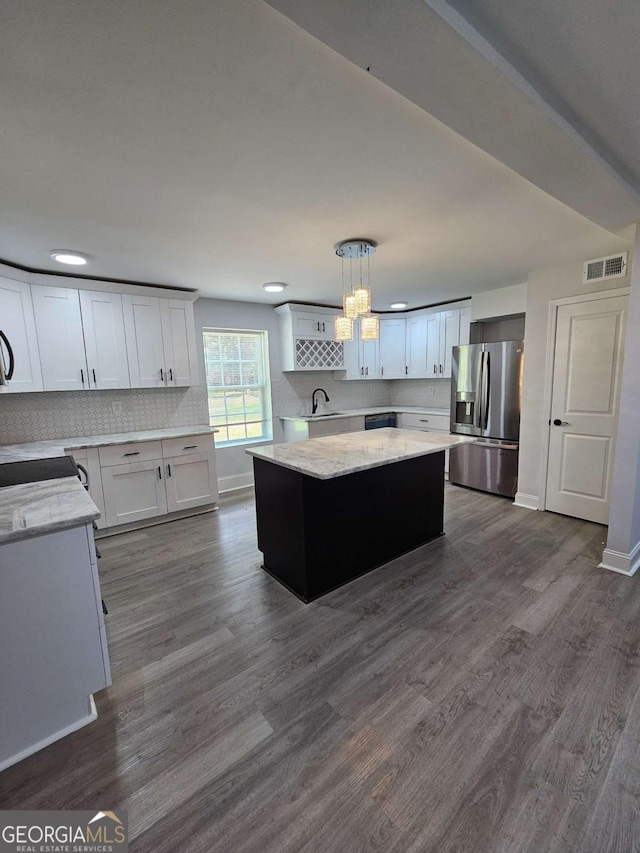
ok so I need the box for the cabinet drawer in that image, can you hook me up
[161,434,215,458]
[98,440,161,467]
[400,412,450,431]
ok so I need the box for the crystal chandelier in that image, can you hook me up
[334,240,378,342]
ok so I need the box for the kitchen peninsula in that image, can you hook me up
[247,428,474,601]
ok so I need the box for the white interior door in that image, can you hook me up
[31,285,89,391]
[79,290,130,389]
[546,294,628,524]
[122,295,166,388]
[0,277,43,393]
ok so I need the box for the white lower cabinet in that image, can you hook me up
[99,434,218,530]
[102,459,168,527]
[164,452,218,512]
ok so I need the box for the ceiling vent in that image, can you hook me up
[582,252,628,284]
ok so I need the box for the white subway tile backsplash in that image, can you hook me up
[389,379,451,409]
[273,373,390,417]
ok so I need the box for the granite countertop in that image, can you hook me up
[0,425,218,465]
[279,406,450,422]
[0,477,100,545]
[247,428,474,480]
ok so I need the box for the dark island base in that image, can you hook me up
[253,452,445,602]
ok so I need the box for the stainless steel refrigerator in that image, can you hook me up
[449,341,524,497]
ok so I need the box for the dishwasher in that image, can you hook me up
[364,413,397,430]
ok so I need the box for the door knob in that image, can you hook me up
[553,419,569,426]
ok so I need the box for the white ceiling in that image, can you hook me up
[0,0,632,308]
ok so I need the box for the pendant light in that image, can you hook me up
[334,239,378,342]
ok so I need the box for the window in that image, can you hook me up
[203,329,272,445]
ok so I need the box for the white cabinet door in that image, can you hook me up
[458,305,472,346]
[293,312,334,340]
[379,318,406,379]
[405,316,427,378]
[0,277,43,393]
[425,313,440,379]
[122,294,166,388]
[164,452,218,512]
[102,460,168,527]
[439,310,460,378]
[160,299,198,386]
[79,290,130,389]
[31,285,89,391]
[361,339,379,379]
[341,333,362,380]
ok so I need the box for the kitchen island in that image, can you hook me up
[247,428,474,602]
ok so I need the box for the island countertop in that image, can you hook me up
[246,428,474,480]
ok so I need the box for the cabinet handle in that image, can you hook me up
[158,465,162,479]
[439,364,443,374]
[360,367,364,377]
[167,463,172,477]
[420,419,429,423]
[433,364,437,374]
[317,321,320,332]
[322,322,326,332]
[169,368,173,381]
[183,444,198,449]
[92,368,97,385]
[381,366,384,376]
[80,368,85,384]
[123,451,140,457]
[405,366,408,375]
[160,368,164,382]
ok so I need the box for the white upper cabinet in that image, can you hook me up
[122,295,165,388]
[405,316,428,378]
[31,285,89,391]
[292,311,335,341]
[123,295,198,388]
[425,313,441,379]
[160,299,198,386]
[79,290,130,389]
[424,308,464,379]
[0,277,43,393]
[340,321,379,379]
[379,318,406,379]
[439,310,460,378]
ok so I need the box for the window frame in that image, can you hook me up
[202,328,273,447]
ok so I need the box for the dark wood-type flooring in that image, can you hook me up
[2,484,640,852]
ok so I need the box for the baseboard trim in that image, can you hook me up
[0,696,98,772]
[514,492,539,511]
[219,473,254,494]
[599,541,640,577]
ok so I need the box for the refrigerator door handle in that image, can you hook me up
[475,350,485,428]
[483,350,490,430]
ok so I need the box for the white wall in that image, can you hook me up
[516,236,633,508]
[472,282,527,320]
[603,224,640,575]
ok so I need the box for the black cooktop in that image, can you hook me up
[0,456,79,488]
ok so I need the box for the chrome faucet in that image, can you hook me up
[311,388,330,414]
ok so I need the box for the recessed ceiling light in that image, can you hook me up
[390,301,408,310]
[262,282,287,293]
[50,250,90,266]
